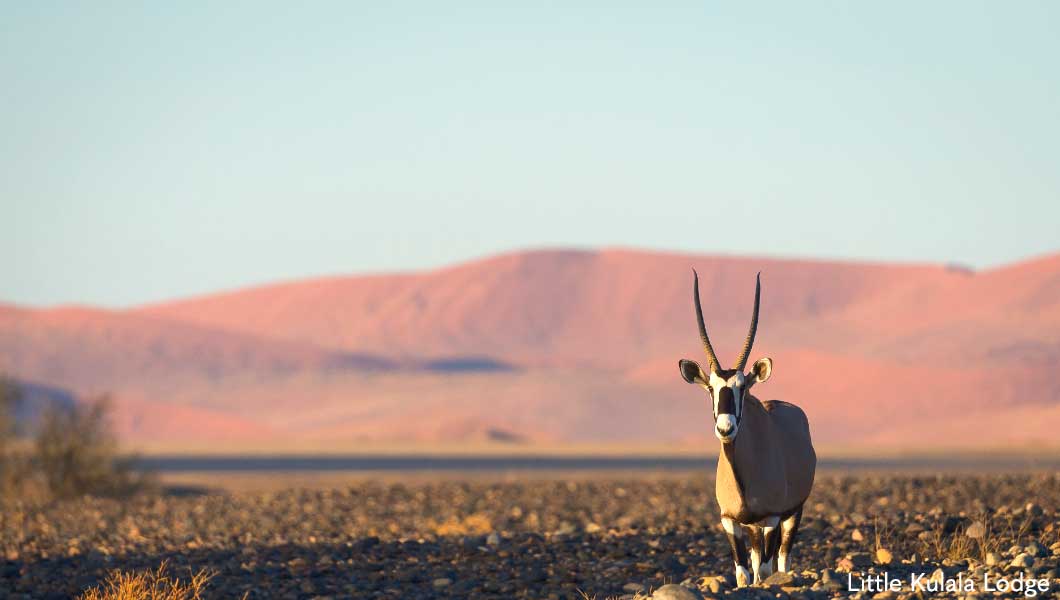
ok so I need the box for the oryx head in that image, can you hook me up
[678,271,772,444]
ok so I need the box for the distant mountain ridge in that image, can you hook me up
[2,248,1058,449]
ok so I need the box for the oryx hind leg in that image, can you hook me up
[778,505,804,573]
[721,517,750,587]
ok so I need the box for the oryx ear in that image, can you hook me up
[679,359,708,385]
[751,357,772,383]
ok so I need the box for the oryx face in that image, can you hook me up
[678,270,772,444]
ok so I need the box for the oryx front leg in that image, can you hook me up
[721,517,750,587]
[747,526,763,584]
[759,516,780,580]
[778,506,803,573]
[746,516,780,585]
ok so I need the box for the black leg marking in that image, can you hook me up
[726,530,749,572]
[763,524,781,565]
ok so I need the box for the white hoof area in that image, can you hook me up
[735,565,750,587]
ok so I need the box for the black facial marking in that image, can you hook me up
[717,386,735,415]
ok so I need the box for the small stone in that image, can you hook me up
[1025,542,1045,557]
[930,568,946,584]
[651,583,704,600]
[762,571,796,586]
[584,522,603,534]
[943,515,963,534]
[1010,553,1034,568]
[848,552,873,567]
[876,548,894,565]
[432,578,451,588]
[965,521,986,539]
[485,532,500,547]
[836,557,855,572]
[852,529,865,542]
[985,552,1000,566]
[698,576,726,594]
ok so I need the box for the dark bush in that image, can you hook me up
[35,396,144,498]
[0,376,24,492]
[1,377,150,501]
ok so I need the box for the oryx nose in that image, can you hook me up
[715,414,737,437]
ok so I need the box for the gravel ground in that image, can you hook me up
[3,473,1059,599]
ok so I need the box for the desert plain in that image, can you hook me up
[3,465,1060,600]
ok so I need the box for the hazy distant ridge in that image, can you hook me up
[2,248,1059,449]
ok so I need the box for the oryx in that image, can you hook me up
[678,271,816,587]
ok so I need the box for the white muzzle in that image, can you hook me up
[715,413,738,442]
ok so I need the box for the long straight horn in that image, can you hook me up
[692,269,720,371]
[734,273,761,371]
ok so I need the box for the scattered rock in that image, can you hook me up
[7,474,1058,599]
[876,548,893,565]
[942,515,964,534]
[651,583,704,600]
[964,521,986,539]
[930,568,946,584]
[847,552,873,567]
[1025,542,1045,557]
[1010,553,1035,569]
[904,523,925,535]
[851,529,865,542]
[699,575,727,594]
[762,571,796,586]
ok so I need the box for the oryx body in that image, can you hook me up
[678,272,816,586]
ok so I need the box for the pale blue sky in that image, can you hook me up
[3,2,1058,307]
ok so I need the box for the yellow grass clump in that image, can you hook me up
[78,561,214,600]
[432,512,494,536]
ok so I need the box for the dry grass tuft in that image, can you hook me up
[431,512,494,536]
[78,561,215,600]
[578,590,649,600]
